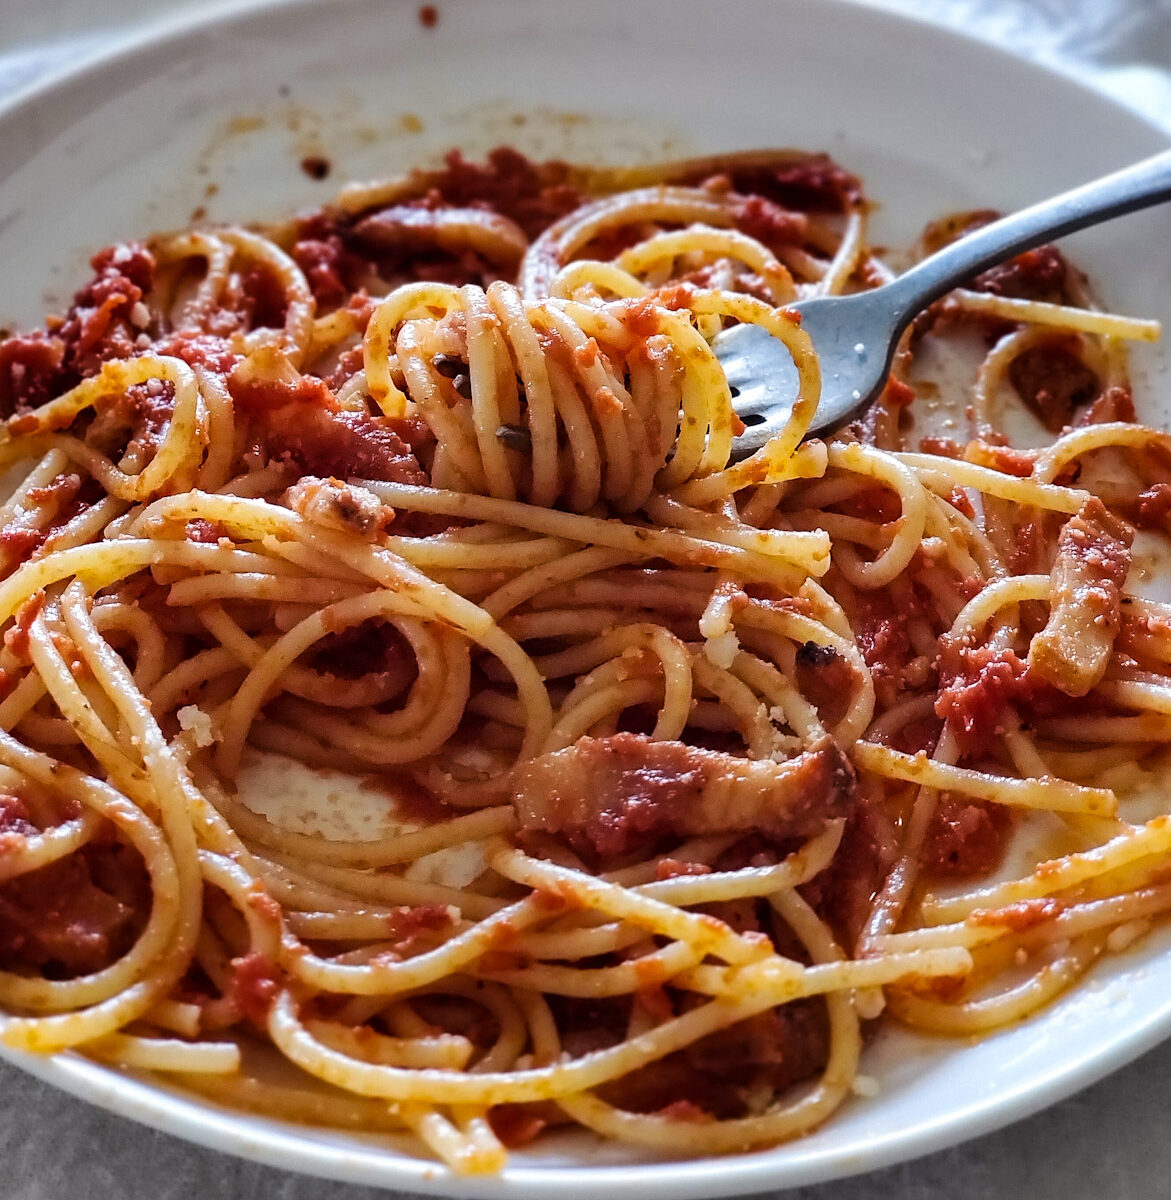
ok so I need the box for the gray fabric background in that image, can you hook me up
[2,1,1171,1195]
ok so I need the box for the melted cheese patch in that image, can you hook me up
[234,749,487,887]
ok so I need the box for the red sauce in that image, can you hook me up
[935,642,1042,754]
[850,588,922,709]
[245,396,431,486]
[922,795,1014,879]
[1007,338,1100,432]
[229,952,283,1024]
[407,148,585,238]
[730,195,807,246]
[698,155,861,214]
[58,243,155,377]
[362,773,455,825]
[653,1100,713,1124]
[0,793,36,843]
[487,1104,552,1148]
[969,896,1064,931]
[972,243,1070,303]
[0,525,46,560]
[3,592,45,660]
[968,440,1038,478]
[882,376,915,408]
[116,380,176,450]
[310,616,411,680]
[228,370,334,414]
[654,858,712,881]
[0,244,155,414]
[600,1001,830,1119]
[185,518,227,544]
[300,155,332,181]
[0,334,65,415]
[292,236,366,308]
[240,265,290,332]
[380,903,455,959]
[919,435,962,458]
[1137,483,1171,530]
[300,148,585,295]
[153,332,240,374]
[0,832,147,977]
[1077,384,1135,426]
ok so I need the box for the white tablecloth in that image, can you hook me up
[1,2,1170,1197]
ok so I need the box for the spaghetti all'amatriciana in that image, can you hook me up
[1,147,1171,1171]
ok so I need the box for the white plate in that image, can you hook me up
[2,0,1171,1194]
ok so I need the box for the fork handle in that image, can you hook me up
[885,146,1171,317]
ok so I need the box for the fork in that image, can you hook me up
[714,147,1171,455]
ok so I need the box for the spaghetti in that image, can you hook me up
[0,147,1170,1171]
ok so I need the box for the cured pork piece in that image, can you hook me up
[513,732,855,858]
[1028,496,1133,697]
